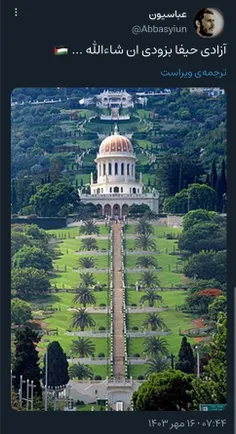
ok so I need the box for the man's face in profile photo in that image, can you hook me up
[195,9,215,37]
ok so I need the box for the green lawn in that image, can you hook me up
[124,225,182,237]
[127,290,194,356]
[77,402,106,411]
[141,173,156,186]
[127,289,188,308]
[50,270,109,289]
[74,173,90,185]
[47,226,110,288]
[128,333,194,359]
[125,237,179,252]
[47,224,109,238]
[38,336,109,359]
[30,292,110,358]
[126,271,184,288]
[37,307,108,332]
[129,365,148,378]
[125,253,182,270]
[124,227,184,288]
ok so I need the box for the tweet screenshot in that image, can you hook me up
[1,1,234,433]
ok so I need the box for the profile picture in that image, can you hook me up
[194,8,224,38]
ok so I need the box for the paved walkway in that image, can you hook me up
[112,223,125,379]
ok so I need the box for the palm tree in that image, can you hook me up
[135,218,154,236]
[142,336,169,357]
[79,220,99,235]
[142,312,167,331]
[69,363,94,380]
[81,238,98,251]
[71,338,95,358]
[73,287,96,307]
[71,308,96,331]
[145,355,169,377]
[134,234,157,251]
[136,256,158,269]
[79,272,96,288]
[79,257,96,269]
[140,270,161,289]
[139,290,163,307]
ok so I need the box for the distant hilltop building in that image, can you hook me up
[79,125,159,218]
[188,88,225,97]
[96,90,133,108]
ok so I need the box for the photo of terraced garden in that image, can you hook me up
[11,88,227,411]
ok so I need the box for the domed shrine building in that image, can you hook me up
[79,126,159,218]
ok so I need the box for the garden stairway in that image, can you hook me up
[112,223,125,378]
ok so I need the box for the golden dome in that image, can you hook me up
[99,129,133,155]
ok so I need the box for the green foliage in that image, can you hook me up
[71,308,96,331]
[11,231,31,257]
[164,184,217,214]
[79,272,96,288]
[80,238,98,251]
[190,313,226,407]
[184,251,226,283]
[185,289,223,314]
[139,290,163,307]
[188,278,226,294]
[41,341,69,388]
[142,312,167,331]
[11,298,32,325]
[135,218,154,236]
[145,355,169,377]
[69,363,94,380]
[156,154,204,197]
[73,287,96,307]
[12,245,53,270]
[182,209,215,232]
[128,204,151,217]
[132,369,194,410]
[209,295,227,321]
[49,156,64,183]
[136,256,158,269]
[29,182,80,217]
[11,267,51,298]
[71,338,96,358]
[134,234,157,251]
[139,270,161,289]
[12,327,42,397]
[175,337,195,374]
[24,224,49,242]
[142,336,169,357]
[178,222,226,254]
[79,220,100,235]
[78,257,96,269]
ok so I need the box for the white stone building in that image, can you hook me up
[96,90,134,108]
[79,126,159,218]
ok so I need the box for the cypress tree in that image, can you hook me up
[11,179,18,214]
[175,336,195,374]
[12,327,42,398]
[42,341,69,389]
[210,160,218,190]
[216,159,227,212]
